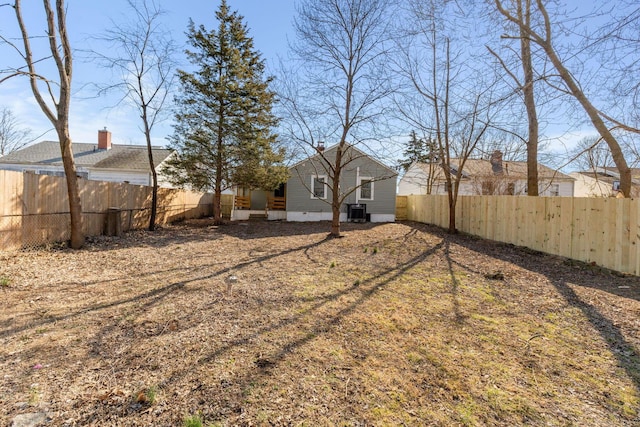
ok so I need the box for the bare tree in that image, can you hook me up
[585,2,640,171]
[0,107,33,156]
[487,0,540,195]
[92,0,177,231]
[0,0,83,248]
[494,0,634,197]
[394,0,496,233]
[283,0,395,237]
[585,2,640,131]
[474,128,533,162]
[571,135,614,173]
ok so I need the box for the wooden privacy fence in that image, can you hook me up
[395,196,408,220]
[405,194,640,276]
[0,170,223,251]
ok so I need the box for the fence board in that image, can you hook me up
[558,197,574,259]
[395,195,408,220]
[532,197,546,252]
[631,200,640,275]
[616,199,629,272]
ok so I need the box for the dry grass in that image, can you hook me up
[1,220,639,426]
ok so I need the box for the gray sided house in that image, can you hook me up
[231,144,398,222]
[0,129,173,187]
[286,144,397,223]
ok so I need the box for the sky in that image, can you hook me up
[0,0,296,148]
[1,1,634,172]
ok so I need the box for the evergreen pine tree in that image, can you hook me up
[163,0,288,224]
[398,130,437,172]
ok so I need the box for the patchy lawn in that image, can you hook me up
[1,220,639,426]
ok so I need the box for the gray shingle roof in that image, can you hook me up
[0,141,173,171]
[416,158,573,181]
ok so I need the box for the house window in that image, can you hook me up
[444,181,456,194]
[358,177,374,200]
[613,180,621,191]
[311,175,327,199]
[549,184,560,197]
[481,180,495,195]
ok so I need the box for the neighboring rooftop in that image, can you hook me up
[0,129,172,171]
[414,152,573,181]
[573,168,640,186]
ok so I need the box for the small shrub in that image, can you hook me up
[0,276,10,287]
[28,385,39,405]
[372,247,378,254]
[144,386,158,405]
[330,261,336,268]
[183,414,203,427]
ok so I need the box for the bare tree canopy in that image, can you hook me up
[283,0,396,237]
[1,0,84,248]
[92,0,178,231]
[0,107,34,156]
[486,0,541,195]
[494,0,634,197]
[393,0,499,232]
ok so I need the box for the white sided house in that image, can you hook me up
[570,167,640,198]
[0,129,174,186]
[231,144,398,222]
[399,151,574,197]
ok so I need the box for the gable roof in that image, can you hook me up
[573,169,640,186]
[289,143,398,175]
[0,141,173,171]
[413,158,573,181]
[594,167,640,180]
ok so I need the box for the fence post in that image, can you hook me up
[105,207,122,236]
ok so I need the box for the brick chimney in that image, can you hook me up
[98,127,112,150]
[490,150,503,175]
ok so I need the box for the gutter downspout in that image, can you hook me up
[356,166,360,205]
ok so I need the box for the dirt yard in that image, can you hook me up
[1,220,639,426]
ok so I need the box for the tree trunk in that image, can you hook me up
[214,98,224,225]
[446,175,459,234]
[213,181,222,225]
[149,169,158,231]
[57,125,84,248]
[448,192,457,234]
[520,0,539,196]
[330,200,341,237]
[329,144,344,238]
[143,111,158,231]
[213,189,222,224]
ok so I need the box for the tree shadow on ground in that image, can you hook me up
[213,219,386,240]
[418,221,640,399]
[0,233,334,342]
[73,228,446,424]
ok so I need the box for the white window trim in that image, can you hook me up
[357,176,374,201]
[311,175,328,199]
